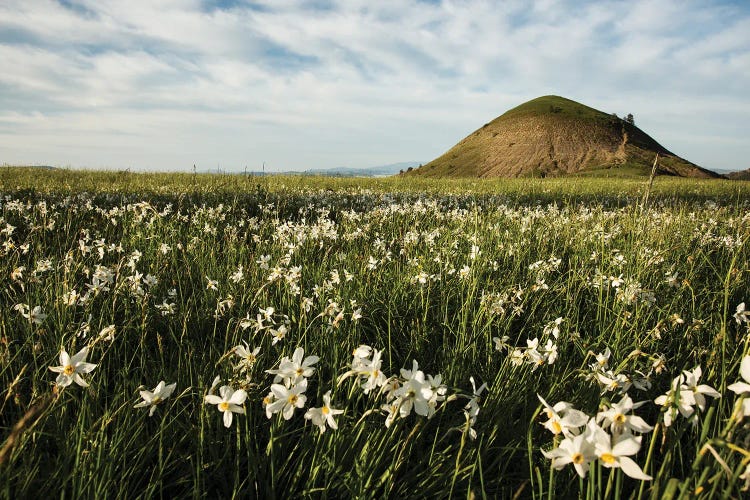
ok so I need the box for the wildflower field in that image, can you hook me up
[1,168,750,498]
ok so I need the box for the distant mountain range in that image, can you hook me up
[298,162,421,177]
[237,161,422,177]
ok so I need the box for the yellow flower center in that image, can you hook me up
[572,453,585,464]
[551,421,562,434]
[322,406,330,415]
[601,453,616,464]
[295,368,304,376]
[152,396,162,405]
[614,413,626,424]
[63,364,75,376]
[288,394,298,405]
[219,402,230,411]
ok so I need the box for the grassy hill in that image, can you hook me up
[410,95,719,179]
[727,168,750,180]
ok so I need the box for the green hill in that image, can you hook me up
[409,96,719,179]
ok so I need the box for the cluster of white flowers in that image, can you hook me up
[495,317,570,371]
[654,366,720,427]
[587,348,652,395]
[337,346,473,430]
[539,394,653,480]
[540,350,750,484]
[239,306,291,345]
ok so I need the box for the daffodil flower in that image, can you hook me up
[537,394,588,437]
[590,424,652,480]
[267,378,307,420]
[304,391,343,433]
[728,355,750,420]
[205,385,247,427]
[49,347,97,387]
[134,381,177,416]
[266,347,318,386]
[596,394,653,435]
[541,422,596,478]
[681,366,720,412]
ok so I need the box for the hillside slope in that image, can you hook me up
[727,169,750,180]
[411,96,719,179]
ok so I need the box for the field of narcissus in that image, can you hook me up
[1,169,750,498]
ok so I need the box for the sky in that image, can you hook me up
[1,0,749,173]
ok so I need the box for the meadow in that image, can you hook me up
[1,167,749,498]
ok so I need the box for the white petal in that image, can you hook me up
[271,384,288,399]
[228,389,247,405]
[59,350,70,367]
[618,456,652,480]
[282,403,295,420]
[76,362,97,374]
[728,382,750,395]
[740,356,750,383]
[204,395,223,405]
[612,435,642,457]
[223,410,233,427]
[628,416,654,433]
[163,383,177,398]
[228,404,245,415]
[73,373,89,387]
[696,385,721,398]
[70,347,89,365]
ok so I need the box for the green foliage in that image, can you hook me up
[0,168,749,497]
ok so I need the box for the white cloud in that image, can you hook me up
[0,0,748,171]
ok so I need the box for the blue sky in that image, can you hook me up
[1,0,748,172]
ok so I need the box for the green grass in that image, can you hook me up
[0,168,749,498]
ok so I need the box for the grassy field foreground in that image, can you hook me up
[1,169,749,498]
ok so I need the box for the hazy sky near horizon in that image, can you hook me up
[1,0,749,172]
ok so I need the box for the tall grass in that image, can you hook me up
[0,168,748,497]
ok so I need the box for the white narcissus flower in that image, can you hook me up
[266,347,318,386]
[537,394,589,438]
[29,305,48,325]
[304,391,344,433]
[134,381,177,416]
[654,376,697,427]
[267,378,308,420]
[594,348,611,368]
[541,422,596,478]
[49,347,97,387]
[590,423,652,480]
[204,385,247,427]
[596,394,653,436]
[15,304,48,324]
[394,361,434,418]
[232,342,260,373]
[728,355,750,420]
[464,376,487,440]
[735,303,749,324]
[680,366,720,412]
